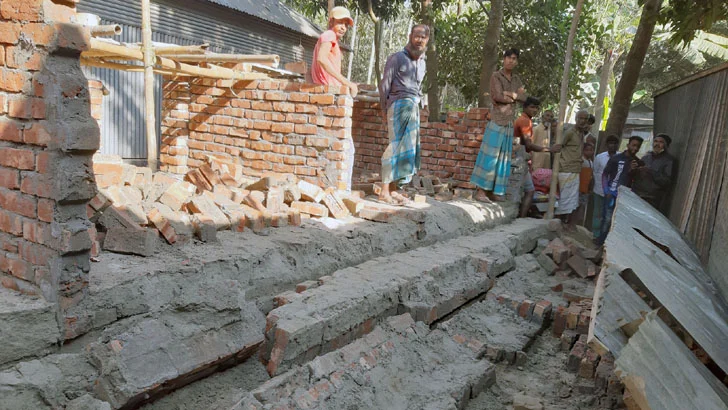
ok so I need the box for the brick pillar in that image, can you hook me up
[0,0,99,339]
[160,76,190,175]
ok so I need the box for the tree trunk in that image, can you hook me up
[420,0,440,119]
[347,9,359,80]
[477,0,503,108]
[592,49,617,145]
[373,19,383,85]
[328,0,335,13]
[546,0,585,219]
[367,36,375,84]
[604,0,663,138]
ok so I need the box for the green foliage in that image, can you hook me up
[436,0,607,109]
[657,0,728,45]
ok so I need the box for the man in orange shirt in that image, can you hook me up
[311,6,359,190]
[311,6,359,97]
[513,97,550,217]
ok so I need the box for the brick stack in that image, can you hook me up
[0,0,98,332]
[159,77,354,189]
[90,154,363,256]
[352,100,489,189]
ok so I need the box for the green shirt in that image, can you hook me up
[558,127,584,173]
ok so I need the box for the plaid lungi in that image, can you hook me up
[382,98,421,184]
[470,121,514,195]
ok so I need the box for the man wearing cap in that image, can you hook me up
[311,6,359,98]
[311,6,358,190]
[631,133,674,210]
[377,24,430,205]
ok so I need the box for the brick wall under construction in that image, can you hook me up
[160,77,354,189]
[0,0,99,336]
[352,101,490,189]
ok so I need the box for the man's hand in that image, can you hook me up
[348,82,359,98]
[630,160,639,170]
[517,87,526,95]
[550,144,562,153]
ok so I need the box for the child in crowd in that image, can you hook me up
[575,142,595,226]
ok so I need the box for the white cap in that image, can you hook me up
[329,6,354,26]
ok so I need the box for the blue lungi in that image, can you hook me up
[382,98,421,185]
[470,121,513,195]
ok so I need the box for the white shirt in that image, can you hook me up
[593,151,611,196]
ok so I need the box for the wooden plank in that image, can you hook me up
[615,311,728,410]
[606,189,728,374]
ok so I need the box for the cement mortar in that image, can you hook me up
[0,288,60,368]
[140,359,270,410]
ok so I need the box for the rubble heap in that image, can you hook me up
[89,154,367,256]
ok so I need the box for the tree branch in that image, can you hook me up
[367,0,380,23]
[477,0,490,18]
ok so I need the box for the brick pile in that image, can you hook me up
[535,236,602,279]
[0,0,99,332]
[90,154,368,256]
[159,77,354,189]
[352,99,490,189]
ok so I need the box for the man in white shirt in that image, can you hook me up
[592,134,620,237]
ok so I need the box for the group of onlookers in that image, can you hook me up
[309,7,674,243]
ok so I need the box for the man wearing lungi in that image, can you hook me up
[378,25,430,205]
[471,48,527,202]
[551,110,590,230]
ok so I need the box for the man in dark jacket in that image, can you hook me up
[596,135,643,245]
[632,134,675,209]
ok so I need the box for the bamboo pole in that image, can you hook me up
[169,54,280,67]
[155,44,210,55]
[141,0,158,170]
[81,58,177,76]
[83,39,269,80]
[546,0,585,219]
[90,25,122,37]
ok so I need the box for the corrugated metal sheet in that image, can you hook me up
[653,63,728,300]
[204,0,322,38]
[78,0,319,159]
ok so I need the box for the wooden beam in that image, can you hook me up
[141,0,158,170]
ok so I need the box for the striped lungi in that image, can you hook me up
[470,121,514,196]
[382,98,421,185]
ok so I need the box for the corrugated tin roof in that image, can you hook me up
[205,0,323,38]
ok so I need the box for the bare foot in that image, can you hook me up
[391,191,412,205]
[486,192,506,202]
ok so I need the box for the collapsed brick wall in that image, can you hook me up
[352,100,490,189]
[160,78,354,188]
[0,1,98,335]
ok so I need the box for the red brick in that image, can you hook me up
[294,124,317,135]
[22,23,54,45]
[309,94,335,105]
[0,21,21,44]
[0,167,19,189]
[0,148,34,170]
[22,121,50,146]
[290,201,328,217]
[0,68,29,92]
[0,119,22,142]
[8,97,44,119]
[6,46,43,71]
[37,198,53,222]
[20,173,51,198]
[1,254,33,281]
[0,0,42,21]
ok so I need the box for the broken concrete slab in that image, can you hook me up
[261,219,548,376]
[252,314,495,410]
[0,353,97,409]
[103,227,157,257]
[65,199,519,343]
[0,288,61,366]
[88,290,265,409]
[440,299,541,364]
